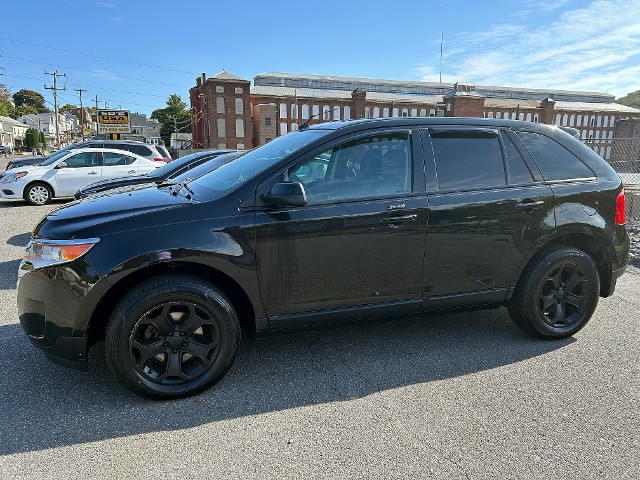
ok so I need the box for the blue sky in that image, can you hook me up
[1,0,638,116]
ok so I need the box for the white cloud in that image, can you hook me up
[416,0,640,98]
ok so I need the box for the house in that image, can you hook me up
[0,115,29,149]
[170,132,192,150]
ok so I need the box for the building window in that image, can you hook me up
[301,104,309,119]
[581,130,587,139]
[218,143,226,149]
[216,97,225,114]
[588,130,593,139]
[312,105,319,117]
[234,87,243,94]
[217,118,226,137]
[590,116,595,127]
[365,107,371,118]
[344,106,351,120]
[216,86,224,93]
[487,112,494,118]
[411,108,417,116]
[393,108,399,117]
[279,103,287,119]
[323,105,330,120]
[519,113,525,121]
[235,98,243,115]
[562,114,568,125]
[264,117,272,126]
[237,143,245,149]
[383,107,390,117]
[236,119,244,138]
[609,116,615,128]
[333,106,340,120]
[533,114,539,123]
[429,109,436,117]
[511,112,517,120]
[265,138,272,142]
[597,115,602,127]
[419,108,426,117]
[373,107,380,118]
[569,114,575,126]
[291,104,298,120]
[526,113,532,122]
[603,116,609,128]
[555,114,561,125]
[280,122,288,134]
[401,108,409,117]
[576,115,582,127]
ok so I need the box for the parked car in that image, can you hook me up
[154,144,173,163]
[5,140,168,171]
[0,145,12,157]
[17,118,629,399]
[1,148,162,205]
[74,150,240,199]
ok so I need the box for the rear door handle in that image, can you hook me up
[88,171,98,175]
[515,200,544,209]
[381,214,418,224]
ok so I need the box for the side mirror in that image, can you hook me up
[262,182,307,207]
[57,161,68,169]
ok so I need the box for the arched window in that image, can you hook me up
[519,112,525,121]
[401,108,409,117]
[216,97,225,114]
[322,105,330,120]
[576,115,582,127]
[411,108,417,116]
[280,122,288,134]
[344,106,351,120]
[533,114,539,122]
[487,112,494,118]
[581,130,587,139]
[333,106,340,120]
[603,116,608,128]
[606,146,611,159]
[595,131,600,139]
[279,103,287,119]
[365,107,371,118]
[609,116,615,128]
[373,107,380,117]
[525,113,531,122]
[419,108,427,117]
[597,115,602,127]
[583,114,589,126]
[429,109,436,116]
[291,104,298,120]
[383,107,390,117]
[512,112,517,120]
[590,116,595,127]
[562,114,568,125]
[496,112,502,119]
[393,108,399,117]
[555,114,561,125]
[588,130,594,139]
[301,104,309,120]
[569,114,575,126]
[312,105,319,117]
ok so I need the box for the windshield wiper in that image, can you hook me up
[171,178,194,198]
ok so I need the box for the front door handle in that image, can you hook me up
[88,171,98,175]
[515,200,544,210]
[381,214,418,224]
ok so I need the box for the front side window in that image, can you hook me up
[431,130,506,191]
[288,131,412,204]
[516,131,595,181]
[64,151,100,168]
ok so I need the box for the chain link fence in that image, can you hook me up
[583,138,640,224]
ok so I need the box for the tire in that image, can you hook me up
[105,274,241,399]
[508,246,600,339]
[24,182,53,206]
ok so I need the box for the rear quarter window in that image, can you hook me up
[516,131,595,181]
[127,144,153,157]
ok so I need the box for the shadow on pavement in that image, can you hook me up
[0,308,574,455]
[0,259,20,290]
[6,232,31,247]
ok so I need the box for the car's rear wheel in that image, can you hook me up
[24,182,52,206]
[105,274,240,399]
[508,246,600,339]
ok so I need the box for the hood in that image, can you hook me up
[7,157,42,168]
[8,164,50,174]
[78,174,152,196]
[35,185,195,239]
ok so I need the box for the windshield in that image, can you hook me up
[169,152,242,183]
[40,150,73,166]
[189,129,331,198]
[148,151,210,178]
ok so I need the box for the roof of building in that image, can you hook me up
[554,101,640,113]
[0,115,25,126]
[254,72,617,104]
[210,71,249,82]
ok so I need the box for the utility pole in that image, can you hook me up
[44,70,66,148]
[95,95,99,137]
[74,88,87,141]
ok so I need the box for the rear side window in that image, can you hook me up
[127,144,153,157]
[500,132,534,184]
[430,130,505,191]
[516,131,595,181]
[103,152,136,166]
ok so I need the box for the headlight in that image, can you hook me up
[25,238,100,269]
[1,171,27,183]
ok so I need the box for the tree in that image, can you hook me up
[13,89,50,113]
[60,103,76,113]
[151,94,191,147]
[617,89,640,109]
[25,127,40,149]
[16,105,38,118]
[0,83,16,118]
[39,131,46,149]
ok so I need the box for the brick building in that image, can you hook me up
[189,71,252,150]
[190,71,640,156]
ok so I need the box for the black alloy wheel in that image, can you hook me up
[508,247,600,338]
[106,274,240,398]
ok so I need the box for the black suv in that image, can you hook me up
[17,118,629,398]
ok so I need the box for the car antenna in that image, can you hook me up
[298,112,323,130]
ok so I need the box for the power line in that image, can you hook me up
[0,36,198,75]
[1,55,191,88]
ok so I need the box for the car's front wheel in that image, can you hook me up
[24,182,53,206]
[508,246,600,339]
[105,274,241,399]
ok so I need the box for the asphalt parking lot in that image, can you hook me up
[0,165,638,478]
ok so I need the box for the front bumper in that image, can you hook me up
[0,180,25,199]
[17,257,110,370]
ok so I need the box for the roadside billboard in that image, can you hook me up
[97,110,131,134]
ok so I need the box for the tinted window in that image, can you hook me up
[170,154,240,182]
[500,132,534,184]
[103,152,135,166]
[516,131,595,181]
[431,130,505,191]
[289,131,412,203]
[128,144,153,157]
[87,143,103,148]
[148,152,210,178]
[156,145,170,158]
[64,152,100,168]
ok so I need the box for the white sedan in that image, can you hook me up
[0,148,164,205]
